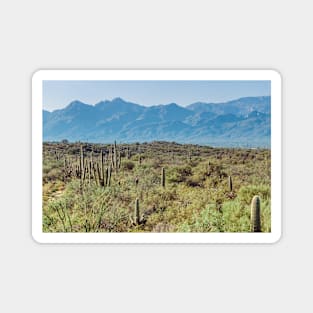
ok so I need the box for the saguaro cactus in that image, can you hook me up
[96,162,101,186]
[88,160,92,184]
[92,163,97,183]
[251,195,261,232]
[114,141,118,172]
[80,145,84,181]
[84,160,88,179]
[134,198,140,225]
[161,167,165,187]
[228,175,233,192]
[110,146,114,168]
[90,150,93,165]
[63,157,67,182]
[107,166,111,187]
[105,167,108,186]
[101,150,105,186]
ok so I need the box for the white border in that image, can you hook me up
[32,70,282,244]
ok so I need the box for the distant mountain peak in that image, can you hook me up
[95,98,143,114]
[66,100,90,109]
[166,102,179,107]
[112,97,126,102]
[43,96,271,147]
[95,97,128,107]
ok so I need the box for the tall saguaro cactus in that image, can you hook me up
[96,162,101,186]
[88,160,92,184]
[110,146,114,168]
[228,175,233,192]
[102,167,106,186]
[90,150,93,164]
[251,195,261,232]
[134,198,140,225]
[101,150,105,186]
[161,167,165,188]
[80,145,84,181]
[118,151,121,169]
[63,156,67,182]
[107,165,111,187]
[114,140,118,172]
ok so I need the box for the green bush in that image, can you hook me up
[238,184,270,205]
[167,165,192,183]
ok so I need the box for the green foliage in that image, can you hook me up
[43,180,132,232]
[177,198,270,233]
[42,142,271,233]
[43,159,63,183]
[167,165,192,183]
[238,184,270,205]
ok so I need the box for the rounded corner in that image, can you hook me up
[268,69,282,83]
[31,69,45,84]
[269,231,282,244]
[31,231,44,244]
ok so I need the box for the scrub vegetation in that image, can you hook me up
[42,141,270,233]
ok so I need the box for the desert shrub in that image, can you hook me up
[219,200,250,232]
[44,198,72,232]
[44,180,133,232]
[177,204,225,232]
[42,142,271,233]
[188,159,201,167]
[98,204,130,232]
[177,197,270,233]
[144,187,178,211]
[221,198,271,232]
[122,160,135,171]
[149,158,162,169]
[238,184,270,205]
[185,174,203,187]
[167,165,192,183]
[44,167,63,182]
[43,158,64,183]
[43,163,52,175]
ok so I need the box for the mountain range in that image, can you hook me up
[43,96,271,147]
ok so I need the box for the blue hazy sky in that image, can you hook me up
[43,80,270,111]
